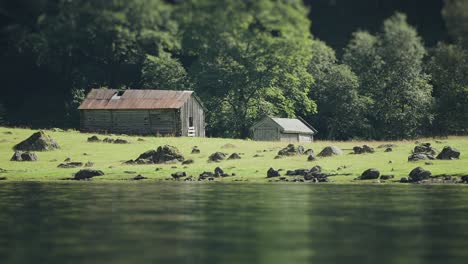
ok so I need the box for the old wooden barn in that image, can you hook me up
[79,89,205,137]
[251,116,317,142]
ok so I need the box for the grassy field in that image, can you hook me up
[0,126,467,183]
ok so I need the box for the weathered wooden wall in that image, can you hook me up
[81,109,179,135]
[80,94,205,136]
[252,118,280,141]
[180,96,205,137]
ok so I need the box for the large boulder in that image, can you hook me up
[74,169,104,180]
[10,151,38,161]
[318,146,343,157]
[409,167,432,182]
[413,143,438,156]
[278,144,305,156]
[132,145,184,164]
[353,145,375,154]
[87,135,101,142]
[227,153,241,160]
[267,168,281,178]
[208,152,226,162]
[360,168,380,180]
[408,153,435,162]
[436,146,460,160]
[13,131,59,151]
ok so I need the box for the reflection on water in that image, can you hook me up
[0,182,467,264]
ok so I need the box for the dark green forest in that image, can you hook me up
[0,0,467,139]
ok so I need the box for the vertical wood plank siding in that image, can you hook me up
[252,118,280,141]
[80,94,205,137]
[180,96,205,137]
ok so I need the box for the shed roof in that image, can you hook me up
[78,89,198,110]
[271,118,316,134]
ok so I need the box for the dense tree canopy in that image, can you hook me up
[343,13,433,139]
[0,0,466,139]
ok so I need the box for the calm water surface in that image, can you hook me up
[0,182,467,264]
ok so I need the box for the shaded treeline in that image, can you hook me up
[0,0,466,139]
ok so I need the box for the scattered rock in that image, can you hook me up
[353,145,375,154]
[133,174,147,180]
[58,162,83,168]
[74,169,104,180]
[400,177,409,183]
[13,131,59,151]
[408,153,435,162]
[409,167,432,182]
[215,167,226,177]
[461,175,468,184]
[171,172,187,179]
[278,144,305,156]
[253,154,264,158]
[208,152,226,162]
[199,171,215,180]
[0,177,6,181]
[85,161,94,167]
[227,153,241,160]
[378,144,397,149]
[83,153,89,156]
[267,168,281,178]
[384,148,393,152]
[307,154,316,161]
[64,157,71,162]
[425,162,434,165]
[114,138,129,144]
[413,143,438,156]
[318,146,343,157]
[191,147,201,154]
[274,155,282,159]
[137,138,145,142]
[380,175,395,180]
[182,159,194,165]
[436,146,460,160]
[103,138,115,143]
[360,168,380,180]
[129,145,185,164]
[87,135,101,142]
[10,151,38,162]
[304,149,314,155]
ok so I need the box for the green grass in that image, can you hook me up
[0,126,467,183]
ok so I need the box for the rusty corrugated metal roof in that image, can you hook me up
[78,89,195,110]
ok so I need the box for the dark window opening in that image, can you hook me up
[117,91,125,96]
[189,117,193,127]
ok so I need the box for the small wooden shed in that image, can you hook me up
[251,116,317,142]
[78,89,205,137]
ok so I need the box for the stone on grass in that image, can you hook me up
[10,151,38,162]
[227,153,241,160]
[191,147,201,154]
[103,138,115,143]
[360,168,380,180]
[409,167,432,182]
[85,161,94,167]
[130,145,185,164]
[171,172,187,179]
[307,154,316,161]
[278,144,305,156]
[318,146,343,157]
[385,148,393,152]
[87,135,101,142]
[13,131,59,151]
[58,162,84,168]
[267,168,281,178]
[436,146,460,160]
[353,145,375,154]
[208,152,226,162]
[74,169,104,180]
[182,159,194,165]
[133,175,147,180]
[408,153,435,162]
[114,138,129,144]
